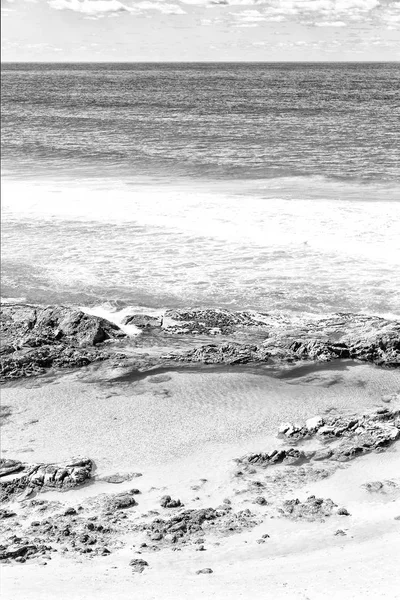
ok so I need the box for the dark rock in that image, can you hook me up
[337,507,350,516]
[160,495,181,509]
[130,558,149,573]
[196,568,213,574]
[122,315,162,329]
[164,312,399,368]
[237,448,312,468]
[278,496,340,521]
[106,490,139,511]
[335,530,347,536]
[0,304,126,381]
[254,496,268,506]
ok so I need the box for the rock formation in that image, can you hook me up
[0,304,126,380]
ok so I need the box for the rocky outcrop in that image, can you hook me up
[122,314,162,329]
[0,458,92,502]
[277,496,349,521]
[279,407,400,462]
[237,448,312,468]
[162,311,400,368]
[0,304,126,380]
[163,309,268,336]
[236,408,400,477]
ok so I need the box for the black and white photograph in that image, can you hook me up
[1,1,400,598]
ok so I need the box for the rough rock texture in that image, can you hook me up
[0,458,92,502]
[163,309,268,336]
[0,304,126,380]
[237,448,313,468]
[122,314,162,329]
[139,506,258,547]
[278,408,400,462]
[160,495,182,509]
[277,496,349,521]
[361,480,399,494]
[162,311,400,367]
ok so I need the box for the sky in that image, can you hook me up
[1,0,400,61]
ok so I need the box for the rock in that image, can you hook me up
[0,459,24,478]
[313,449,333,461]
[0,509,16,519]
[362,480,398,493]
[0,458,92,502]
[254,496,268,506]
[337,507,350,516]
[0,304,126,381]
[261,533,270,539]
[122,315,162,329]
[160,495,181,509]
[335,530,347,536]
[278,408,400,465]
[164,312,400,368]
[100,473,141,484]
[237,448,312,468]
[278,496,339,521]
[130,558,149,573]
[0,544,50,561]
[196,568,213,574]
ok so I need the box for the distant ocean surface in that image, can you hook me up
[1,63,400,317]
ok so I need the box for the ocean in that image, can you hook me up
[1,62,400,317]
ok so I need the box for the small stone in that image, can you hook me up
[335,530,346,536]
[337,507,350,516]
[261,533,270,539]
[254,496,268,506]
[196,568,213,575]
[256,539,265,544]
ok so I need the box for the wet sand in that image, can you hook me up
[1,361,400,599]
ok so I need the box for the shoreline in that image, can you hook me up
[1,303,400,598]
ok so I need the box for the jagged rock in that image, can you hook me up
[278,496,346,521]
[142,508,227,544]
[0,458,92,502]
[0,543,51,561]
[196,568,213,574]
[122,315,162,329]
[106,489,140,511]
[0,304,126,380]
[164,311,399,368]
[130,558,148,573]
[0,459,24,478]
[163,309,267,336]
[278,408,400,463]
[160,495,181,509]
[237,448,313,468]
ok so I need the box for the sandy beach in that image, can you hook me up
[1,356,400,599]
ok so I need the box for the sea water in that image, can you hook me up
[1,63,400,316]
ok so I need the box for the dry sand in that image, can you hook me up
[1,361,400,599]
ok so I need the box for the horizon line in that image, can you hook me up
[2,60,400,64]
